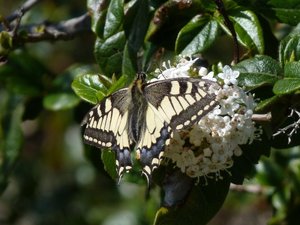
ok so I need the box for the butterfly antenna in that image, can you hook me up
[155,61,167,79]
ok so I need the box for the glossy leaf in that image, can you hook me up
[279,34,300,66]
[94,32,126,75]
[273,61,300,94]
[176,16,219,55]
[101,150,117,179]
[233,1,300,25]
[45,65,97,110]
[284,61,300,78]
[154,173,230,225]
[255,95,281,113]
[103,0,124,39]
[122,43,137,78]
[161,170,193,207]
[272,9,300,26]
[124,0,149,53]
[145,1,204,50]
[273,79,300,95]
[87,0,107,36]
[220,10,264,54]
[72,74,108,104]
[52,64,98,92]
[107,74,128,94]
[234,55,280,88]
[264,0,300,25]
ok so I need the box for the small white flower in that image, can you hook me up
[202,71,217,82]
[233,146,243,156]
[198,67,208,76]
[218,65,239,85]
[153,57,197,81]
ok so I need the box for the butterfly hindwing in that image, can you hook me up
[82,89,133,180]
[136,104,171,183]
[137,78,218,180]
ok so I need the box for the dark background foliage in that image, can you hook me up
[1,0,300,225]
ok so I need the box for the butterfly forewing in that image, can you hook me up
[138,78,219,180]
[82,88,134,179]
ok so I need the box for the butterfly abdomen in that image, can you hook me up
[127,78,149,143]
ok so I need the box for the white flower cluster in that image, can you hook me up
[150,57,197,81]
[160,57,259,182]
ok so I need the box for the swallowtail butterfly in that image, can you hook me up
[82,73,219,184]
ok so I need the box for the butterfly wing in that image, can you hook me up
[136,103,171,184]
[82,89,133,180]
[138,78,219,181]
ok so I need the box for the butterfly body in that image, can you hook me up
[127,73,149,143]
[82,73,219,184]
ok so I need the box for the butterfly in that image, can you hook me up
[82,72,219,185]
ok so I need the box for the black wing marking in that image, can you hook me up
[138,78,219,182]
[82,89,133,180]
[136,104,171,184]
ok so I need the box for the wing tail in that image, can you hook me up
[137,118,170,186]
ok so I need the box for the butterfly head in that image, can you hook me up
[136,72,146,83]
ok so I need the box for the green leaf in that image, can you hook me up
[234,55,281,88]
[44,65,97,110]
[87,0,108,37]
[221,10,264,53]
[273,79,300,95]
[72,74,109,104]
[0,93,24,193]
[234,1,300,26]
[279,34,300,66]
[94,32,126,75]
[52,64,98,92]
[255,95,281,113]
[107,74,128,94]
[272,8,300,26]
[176,16,219,55]
[154,174,230,225]
[122,43,137,78]
[256,157,284,187]
[101,150,117,179]
[284,61,300,78]
[0,51,51,97]
[43,93,80,111]
[124,0,149,53]
[273,61,300,95]
[145,1,204,50]
[103,0,124,39]
[263,0,300,25]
